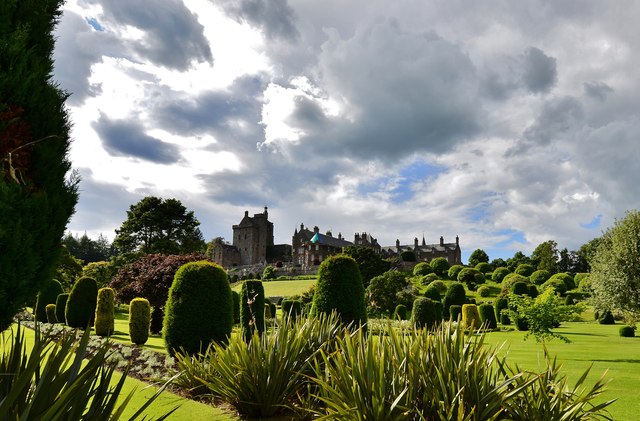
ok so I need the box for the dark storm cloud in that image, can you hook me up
[583,81,614,101]
[523,97,584,145]
[220,0,299,41]
[520,47,557,94]
[81,0,212,70]
[93,114,181,164]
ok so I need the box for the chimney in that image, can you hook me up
[440,236,444,246]
[300,223,305,231]
[414,237,419,249]
[338,232,343,240]
[326,230,332,237]
[314,226,319,233]
[264,206,268,216]
[456,235,459,245]
[396,239,400,251]
[244,210,249,217]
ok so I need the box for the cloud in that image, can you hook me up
[220,0,299,41]
[521,96,584,146]
[583,81,614,101]
[520,47,557,94]
[93,114,182,164]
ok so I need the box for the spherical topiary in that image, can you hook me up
[530,269,551,285]
[462,304,481,330]
[548,272,575,291]
[424,285,441,302]
[447,265,465,280]
[428,280,448,293]
[457,268,485,289]
[492,267,511,283]
[541,278,568,296]
[163,261,233,355]
[94,287,115,337]
[55,293,69,325]
[449,305,462,321]
[311,255,367,327]
[420,273,440,286]
[413,262,432,276]
[515,263,535,277]
[443,282,467,318]
[45,304,57,323]
[231,290,240,324]
[65,277,98,329]
[478,304,497,329]
[281,299,302,320]
[475,262,492,275]
[500,274,530,295]
[35,279,64,322]
[241,280,265,342]
[393,304,408,320]
[477,285,491,298]
[511,281,530,296]
[598,310,615,325]
[129,298,151,345]
[619,325,635,337]
[430,257,450,277]
[412,297,437,329]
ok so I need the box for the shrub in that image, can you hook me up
[447,265,464,280]
[413,262,432,276]
[262,265,276,280]
[462,304,481,330]
[479,304,497,329]
[393,304,408,320]
[598,310,615,325]
[94,288,115,337]
[619,325,635,337]
[549,272,575,291]
[541,278,568,296]
[434,301,443,324]
[241,280,265,342]
[528,284,539,298]
[500,274,529,295]
[512,281,530,296]
[430,257,450,277]
[163,261,233,355]
[475,262,492,275]
[281,300,302,320]
[424,285,441,301]
[515,264,535,277]
[366,270,408,315]
[150,306,163,335]
[413,297,437,329]
[65,277,98,329]
[312,255,367,327]
[443,282,467,318]
[129,298,151,345]
[449,305,462,321]
[264,303,273,319]
[231,290,240,324]
[515,317,529,331]
[578,275,592,292]
[457,268,485,289]
[55,293,69,325]
[492,267,511,283]
[494,297,509,324]
[395,290,415,311]
[45,304,57,323]
[530,269,551,285]
[400,250,417,262]
[269,302,276,318]
[477,285,491,297]
[420,273,440,286]
[428,280,448,293]
[34,279,64,323]
[500,312,511,325]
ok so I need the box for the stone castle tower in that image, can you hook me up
[232,207,274,265]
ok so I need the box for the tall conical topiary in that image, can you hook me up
[163,261,233,355]
[34,279,63,322]
[45,304,57,323]
[65,276,98,329]
[94,287,115,337]
[240,280,265,342]
[231,290,240,324]
[129,298,151,345]
[55,293,69,325]
[311,255,367,327]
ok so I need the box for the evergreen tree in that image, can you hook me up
[0,0,78,331]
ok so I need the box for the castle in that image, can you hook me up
[211,208,461,269]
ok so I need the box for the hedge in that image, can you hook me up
[129,298,151,345]
[95,287,115,337]
[65,277,98,329]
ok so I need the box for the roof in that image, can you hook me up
[310,232,353,249]
[382,243,459,254]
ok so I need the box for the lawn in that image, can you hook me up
[231,279,315,298]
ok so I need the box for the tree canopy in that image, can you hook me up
[114,196,204,254]
[468,249,489,267]
[343,245,391,288]
[531,240,559,273]
[63,232,113,263]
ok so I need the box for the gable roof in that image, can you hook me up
[310,232,353,248]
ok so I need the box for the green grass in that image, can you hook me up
[231,279,315,298]
[110,311,168,353]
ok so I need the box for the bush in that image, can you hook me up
[549,272,575,291]
[366,270,408,315]
[492,267,511,283]
[413,262,432,276]
[512,281,530,296]
[65,277,98,329]
[163,261,233,355]
[598,310,615,325]
[457,268,485,289]
[619,325,635,337]
[231,290,240,324]
[395,290,415,311]
[475,262,492,274]
[241,280,265,342]
[262,265,276,280]
[55,293,69,325]
[424,285,441,302]
[269,302,276,319]
[494,297,509,325]
[400,250,417,262]
[428,280,448,293]
[515,317,529,331]
[443,282,467,318]
[479,304,497,329]
[515,264,535,277]
[430,257,449,277]
[477,285,491,297]
[500,274,530,295]
[449,305,462,321]
[129,298,151,345]
[530,269,551,285]
[434,301,443,324]
[447,265,464,280]
[541,278,568,296]
[500,312,511,325]
[462,304,481,330]
[264,303,273,319]
[312,255,367,327]
[94,288,115,337]
[34,279,64,323]
[281,300,302,320]
[412,297,437,329]
[45,304,57,323]
[528,284,539,298]
[419,273,440,286]
[393,304,408,320]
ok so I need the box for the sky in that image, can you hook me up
[53,0,640,263]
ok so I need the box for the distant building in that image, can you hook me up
[292,224,354,268]
[381,235,462,266]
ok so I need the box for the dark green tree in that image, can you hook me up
[0,0,78,331]
[557,248,576,274]
[506,251,532,272]
[114,196,204,254]
[430,257,450,277]
[531,240,559,273]
[63,232,112,263]
[343,246,391,288]
[468,249,489,267]
[490,258,507,269]
[575,237,602,273]
[34,279,63,322]
[365,270,407,315]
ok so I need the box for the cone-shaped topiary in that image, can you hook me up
[412,297,437,329]
[492,267,511,283]
[598,310,615,325]
[240,280,265,342]
[449,305,462,322]
[94,288,115,337]
[281,299,302,320]
[443,282,467,318]
[45,304,57,323]
[34,279,63,322]
[393,304,408,320]
[55,293,69,325]
[478,304,497,329]
[311,255,367,327]
[163,261,233,355]
[129,298,151,345]
[65,277,98,329]
[231,290,240,324]
[462,304,481,330]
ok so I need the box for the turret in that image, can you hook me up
[440,236,444,246]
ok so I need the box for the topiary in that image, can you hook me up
[492,267,511,283]
[548,272,575,291]
[462,304,481,330]
[311,255,367,327]
[478,304,497,329]
[231,290,240,324]
[163,261,233,355]
[619,325,635,337]
[412,297,437,329]
[494,297,509,325]
[598,310,615,325]
[530,269,551,285]
[447,265,464,280]
[430,257,450,277]
[512,281,530,296]
[264,303,272,319]
[393,304,408,320]
[500,312,511,325]
[94,287,115,337]
[541,278,568,296]
[449,305,462,321]
[424,285,441,302]
[240,280,265,342]
[528,284,539,298]
[129,298,151,345]
[515,263,535,277]
[420,273,440,286]
[443,282,467,318]
[428,280,448,293]
[515,317,529,331]
[34,279,64,323]
[475,262,492,275]
[500,274,529,295]
[65,277,98,329]
[150,306,163,335]
[262,265,276,280]
[281,299,302,320]
[457,268,485,290]
[413,262,432,276]
[434,301,443,325]
[477,285,491,298]
[45,304,57,323]
[55,293,69,325]
[400,250,416,262]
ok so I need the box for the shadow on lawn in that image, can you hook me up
[586,359,640,364]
